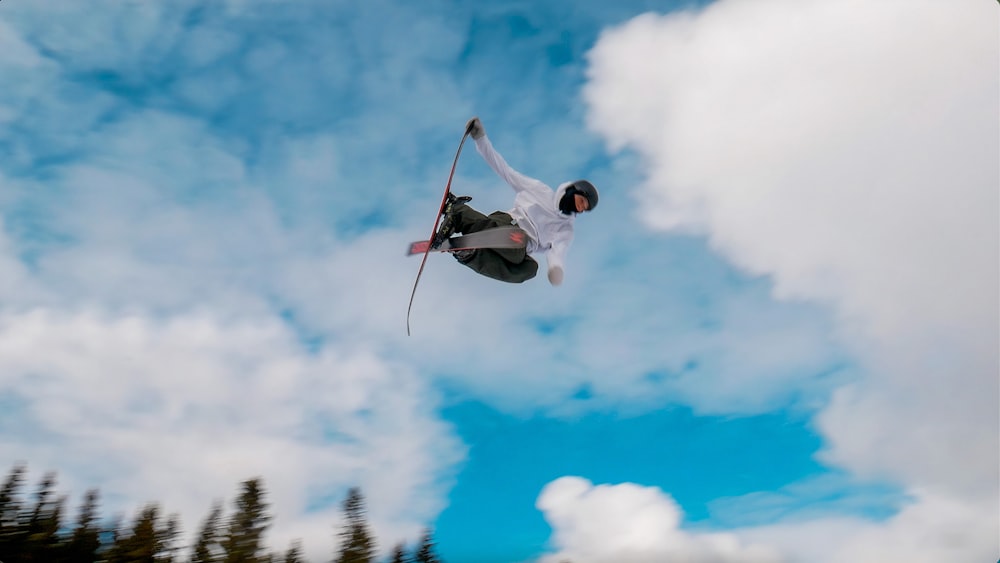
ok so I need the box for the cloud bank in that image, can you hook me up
[537,477,782,563]
[573,0,999,560]
[0,308,463,559]
[0,7,472,556]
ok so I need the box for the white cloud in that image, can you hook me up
[0,308,463,561]
[0,19,46,68]
[1,1,190,71]
[0,218,34,301]
[579,0,998,560]
[584,0,997,341]
[0,93,467,561]
[536,477,783,563]
[0,105,463,554]
[742,489,998,563]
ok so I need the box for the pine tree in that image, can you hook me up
[99,515,123,562]
[163,514,181,562]
[334,487,376,563]
[64,489,102,563]
[412,529,441,563]
[22,471,66,562]
[221,478,271,563]
[388,542,408,563]
[105,503,180,563]
[283,539,304,563]
[0,464,27,561]
[0,465,25,528]
[191,501,224,563]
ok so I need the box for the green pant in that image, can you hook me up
[450,203,538,283]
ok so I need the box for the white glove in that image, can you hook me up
[547,266,564,286]
[466,117,485,139]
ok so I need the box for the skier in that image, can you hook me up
[432,117,599,286]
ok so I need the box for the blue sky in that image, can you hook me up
[438,403,826,562]
[0,1,996,563]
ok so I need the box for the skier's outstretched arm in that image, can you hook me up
[545,236,571,286]
[467,118,549,195]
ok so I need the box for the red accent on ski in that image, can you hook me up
[510,230,526,245]
[408,240,431,255]
[406,127,472,336]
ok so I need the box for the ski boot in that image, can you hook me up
[431,194,472,249]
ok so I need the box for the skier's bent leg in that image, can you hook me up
[451,203,492,234]
[458,250,537,283]
[494,244,527,264]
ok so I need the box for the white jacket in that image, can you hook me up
[473,134,575,277]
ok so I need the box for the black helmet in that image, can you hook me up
[570,180,599,211]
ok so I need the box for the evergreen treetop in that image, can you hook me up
[335,487,376,563]
[222,478,271,563]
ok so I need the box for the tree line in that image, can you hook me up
[0,464,442,563]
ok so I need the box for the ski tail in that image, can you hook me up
[408,240,432,255]
[406,127,472,336]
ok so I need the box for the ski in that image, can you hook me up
[406,226,528,256]
[406,125,473,336]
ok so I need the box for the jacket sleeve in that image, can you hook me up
[474,135,549,195]
[545,226,573,275]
